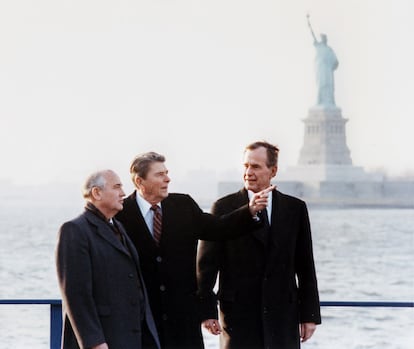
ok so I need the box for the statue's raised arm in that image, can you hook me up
[307,13,317,43]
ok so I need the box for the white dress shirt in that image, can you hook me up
[135,193,162,238]
[248,189,273,225]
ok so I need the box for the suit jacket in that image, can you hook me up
[197,188,321,349]
[56,209,160,349]
[116,191,260,349]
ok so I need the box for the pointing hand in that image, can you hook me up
[249,185,275,215]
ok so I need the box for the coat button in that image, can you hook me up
[160,285,166,291]
[128,273,134,278]
[263,307,268,314]
[162,314,168,320]
[156,256,162,262]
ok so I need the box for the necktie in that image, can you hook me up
[109,219,126,247]
[150,205,162,245]
[259,209,270,228]
[258,209,271,248]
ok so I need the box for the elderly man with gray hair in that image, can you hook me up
[56,169,160,349]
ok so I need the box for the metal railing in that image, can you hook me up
[0,299,62,349]
[0,299,413,349]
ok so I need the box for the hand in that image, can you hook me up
[300,322,317,342]
[248,185,275,215]
[91,343,109,349]
[202,319,222,335]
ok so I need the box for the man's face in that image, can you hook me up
[137,161,170,204]
[243,147,277,193]
[96,171,125,219]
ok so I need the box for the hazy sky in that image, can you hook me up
[1,0,412,192]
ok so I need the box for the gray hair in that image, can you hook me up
[82,170,110,199]
[244,141,279,167]
[130,152,165,183]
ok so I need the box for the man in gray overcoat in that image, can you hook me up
[56,169,160,349]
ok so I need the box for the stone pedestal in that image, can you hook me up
[298,106,352,165]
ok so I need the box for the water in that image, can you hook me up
[0,198,413,348]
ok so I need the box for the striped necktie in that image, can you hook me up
[150,205,162,245]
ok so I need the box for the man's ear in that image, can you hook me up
[271,166,278,178]
[91,186,102,200]
[134,176,142,187]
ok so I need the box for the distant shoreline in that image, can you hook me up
[306,202,414,209]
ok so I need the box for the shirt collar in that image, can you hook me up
[135,191,161,215]
[247,189,273,222]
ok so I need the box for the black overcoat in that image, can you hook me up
[197,189,321,349]
[56,210,160,349]
[116,191,260,349]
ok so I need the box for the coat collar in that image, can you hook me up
[84,209,132,258]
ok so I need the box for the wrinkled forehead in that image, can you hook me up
[148,161,168,173]
[104,171,122,186]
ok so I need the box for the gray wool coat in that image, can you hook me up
[56,209,160,349]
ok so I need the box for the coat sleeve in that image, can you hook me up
[295,202,322,324]
[196,199,233,321]
[56,220,106,348]
[197,239,221,320]
[185,195,261,241]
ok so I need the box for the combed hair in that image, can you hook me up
[245,141,279,167]
[82,170,108,198]
[130,152,166,182]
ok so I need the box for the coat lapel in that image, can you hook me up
[158,195,182,243]
[269,191,292,248]
[231,189,267,246]
[127,192,159,249]
[119,221,142,266]
[84,210,131,257]
[265,191,294,274]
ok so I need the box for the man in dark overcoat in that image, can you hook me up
[116,152,272,349]
[197,141,321,349]
[56,169,160,349]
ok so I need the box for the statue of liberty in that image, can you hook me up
[307,14,339,107]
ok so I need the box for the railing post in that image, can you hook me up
[50,302,62,349]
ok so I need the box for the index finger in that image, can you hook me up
[261,185,275,194]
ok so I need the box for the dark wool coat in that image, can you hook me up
[56,210,160,349]
[116,191,260,349]
[197,189,321,349]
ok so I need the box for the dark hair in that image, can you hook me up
[130,151,166,182]
[244,141,279,167]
